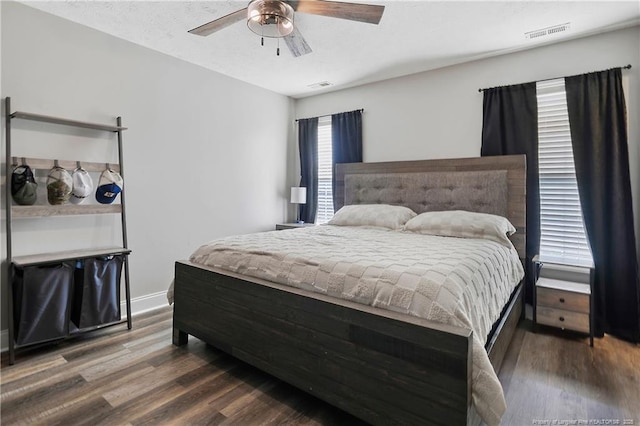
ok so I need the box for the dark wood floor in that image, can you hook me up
[1,307,638,425]
[499,321,639,426]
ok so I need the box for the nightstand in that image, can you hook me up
[275,223,315,230]
[533,257,594,347]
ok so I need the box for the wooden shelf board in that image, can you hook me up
[11,157,120,173]
[12,204,122,218]
[12,247,131,267]
[10,111,126,132]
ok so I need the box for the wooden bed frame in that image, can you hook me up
[173,155,526,426]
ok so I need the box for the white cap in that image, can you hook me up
[70,168,94,205]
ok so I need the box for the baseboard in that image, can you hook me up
[0,290,169,353]
[120,290,170,317]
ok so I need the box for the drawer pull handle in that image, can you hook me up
[559,298,565,303]
[559,316,565,322]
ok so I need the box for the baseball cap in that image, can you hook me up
[46,166,73,205]
[11,164,38,205]
[96,168,123,204]
[70,167,94,205]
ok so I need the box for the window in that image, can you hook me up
[536,79,593,267]
[316,116,334,224]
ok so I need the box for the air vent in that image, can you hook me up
[307,81,333,90]
[525,23,570,40]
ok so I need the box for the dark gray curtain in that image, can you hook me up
[298,117,318,224]
[480,83,539,303]
[565,68,640,343]
[331,110,363,206]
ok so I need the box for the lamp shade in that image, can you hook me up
[290,187,307,204]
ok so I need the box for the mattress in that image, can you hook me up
[188,225,524,426]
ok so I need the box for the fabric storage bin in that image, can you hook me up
[71,255,124,329]
[13,262,74,346]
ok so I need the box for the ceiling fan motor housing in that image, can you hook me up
[247,0,295,38]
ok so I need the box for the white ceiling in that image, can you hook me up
[21,1,640,98]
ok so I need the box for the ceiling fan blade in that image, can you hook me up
[290,0,384,25]
[188,8,247,36]
[284,26,313,57]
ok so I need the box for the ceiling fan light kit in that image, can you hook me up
[247,0,295,38]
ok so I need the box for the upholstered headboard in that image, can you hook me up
[335,155,526,259]
[345,170,508,217]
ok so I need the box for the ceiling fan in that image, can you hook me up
[188,0,385,57]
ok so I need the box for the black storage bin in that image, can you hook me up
[13,262,74,346]
[71,255,124,329]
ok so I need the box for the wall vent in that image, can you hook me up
[307,81,333,89]
[525,23,570,40]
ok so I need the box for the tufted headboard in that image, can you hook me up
[335,155,526,259]
[345,170,508,217]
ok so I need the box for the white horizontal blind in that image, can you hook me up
[316,116,334,224]
[536,79,593,267]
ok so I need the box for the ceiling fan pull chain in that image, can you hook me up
[277,38,280,56]
[261,36,264,46]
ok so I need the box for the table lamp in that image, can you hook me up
[290,187,307,223]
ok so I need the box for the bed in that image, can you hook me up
[172,155,526,426]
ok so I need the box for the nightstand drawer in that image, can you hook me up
[537,306,590,333]
[537,286,589,313]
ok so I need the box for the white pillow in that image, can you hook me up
[329,204,417,230]
[403,210,516,247]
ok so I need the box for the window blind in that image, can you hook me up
[536,79,593,267]
[316,116,334,224]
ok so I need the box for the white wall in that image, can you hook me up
[295,25,640,266]
[1,2,294,332]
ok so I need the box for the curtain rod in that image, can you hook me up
[295,108,364,122]
[478,64,632,92]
